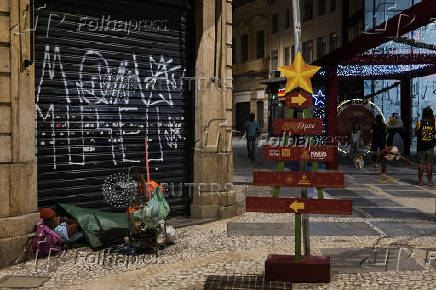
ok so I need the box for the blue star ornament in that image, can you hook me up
[312,90,325,106]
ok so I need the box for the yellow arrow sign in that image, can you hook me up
[291,93,307,106]
[290,200,305,213]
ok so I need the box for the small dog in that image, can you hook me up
[354,154,365,169]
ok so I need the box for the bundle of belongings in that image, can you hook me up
[127,180,172,250]
[28,180,174,258]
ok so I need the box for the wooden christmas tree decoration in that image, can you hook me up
[246,52,353,283]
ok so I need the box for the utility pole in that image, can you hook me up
[291,0,310,256]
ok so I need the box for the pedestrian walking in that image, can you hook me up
[370,114,387,168]
[386,113,405,154]
[415,106,436,186]
[244,113,259,160]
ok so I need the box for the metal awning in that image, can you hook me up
[314,0,436,67]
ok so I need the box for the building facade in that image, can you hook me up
[233,0,343,135]
[232,0,269,134]
[0,0,235,268]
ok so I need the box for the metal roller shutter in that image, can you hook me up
[35,0,195,215]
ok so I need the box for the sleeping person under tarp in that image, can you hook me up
[28,181,172,260]
[28,204,130,259]
[40,208,84,243]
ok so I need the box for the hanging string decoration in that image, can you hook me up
[312,90,326,145]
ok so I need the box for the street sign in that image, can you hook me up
[246,196,352,215]
[263,145,337,162]
[285,91,313,108]
[253,171,344,188]
[273,119,323,135]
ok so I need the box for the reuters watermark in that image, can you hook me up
[160,182,234,198]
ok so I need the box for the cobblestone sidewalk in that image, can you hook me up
[0,195,435,289]
[1,159,436,289]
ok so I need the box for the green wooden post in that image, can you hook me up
[301,107,310,255]
[312,161,325,199]
[295,213,302,258]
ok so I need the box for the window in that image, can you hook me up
[352,23,359,39]
[272,13,278,34]
[302,40,313,62]
[303,0,313,21]
[330,0,336,12]
[349,0,363,16]
[271,50,278,71]
[291,45,295,62]
[284,47,290,65]
[318,0,327,16]
[241,34,248,62]
[256,31,265,58]
[317,36,326,58]
[285,8,291,28]
[232,38,236,64]
[329,33,337,52]
[348,23,360,41]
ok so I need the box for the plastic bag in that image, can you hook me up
[132,185,170,229]
[148,186,170,224]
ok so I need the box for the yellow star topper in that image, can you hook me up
[278,52,321,94]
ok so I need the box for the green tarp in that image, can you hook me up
[58,203,129,249]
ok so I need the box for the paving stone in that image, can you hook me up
[383,190,436,198]
[227,222,293,236]
[227,222,380,237]
[324,189,359,198]
[359,208,431,219]
[309,222,380,236]
[0,276,49,288]
[350,198,403,208]
[320,248,423,274]
[316,209,365,218]
[399,178,425,186]
[324,189,376,198]
[374,184,421,191]
[373,221,436,236]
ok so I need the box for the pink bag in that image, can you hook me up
[29,218,63,258]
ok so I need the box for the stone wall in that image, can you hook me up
[0,0,39,268]
[191,0,237,219]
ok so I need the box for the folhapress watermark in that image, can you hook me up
[77,15,169,35]
[33,247,167,273]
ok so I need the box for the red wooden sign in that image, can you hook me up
[263,145,337,162]
[246,196,352,215]
[253,171,344,188]
[285,91,313,108]
[273,119,323,135]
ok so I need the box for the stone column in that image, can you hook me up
[0,0,39,268]
[191,0,237,219]
[326,65,338,170]
[400,78,412,156]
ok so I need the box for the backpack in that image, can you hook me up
[29,218,63,258]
